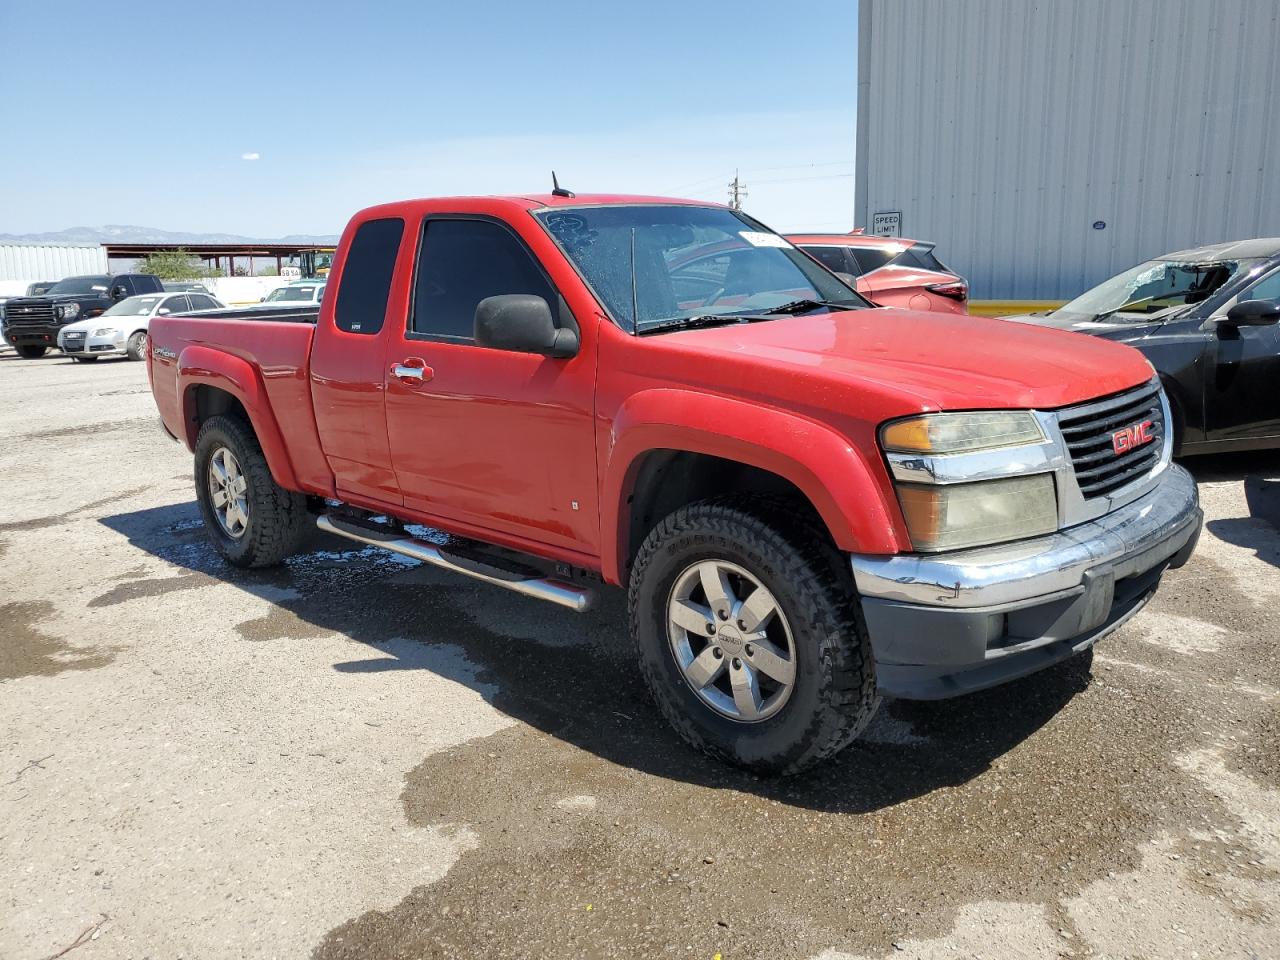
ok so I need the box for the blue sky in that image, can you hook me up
[0,0,857,237]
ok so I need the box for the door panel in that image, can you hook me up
[309,216,408,505]
[384,341,599,551]
[1205,322,1280,441]
[382,215,599,554]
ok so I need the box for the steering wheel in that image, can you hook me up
[701,285,727,307]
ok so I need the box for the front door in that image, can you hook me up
[1205,268,1280,443]
[383,215,599,556]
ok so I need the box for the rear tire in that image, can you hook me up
[126,331,148,361]
[628,497,879,775]
[16,345,47,359]
[194,414,308,568]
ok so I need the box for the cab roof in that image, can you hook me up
[1159,238,1280,261]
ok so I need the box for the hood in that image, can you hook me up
[644,308,1156,413]
[59,318,106,335]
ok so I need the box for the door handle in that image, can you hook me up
[391,359,433,384]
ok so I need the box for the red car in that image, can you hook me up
[786,231,969,314]
[148,194,1199,773]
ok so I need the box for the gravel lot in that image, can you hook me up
[2,352,1278,960]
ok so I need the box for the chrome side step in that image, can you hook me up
[316,514,593,613]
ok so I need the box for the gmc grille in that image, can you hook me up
[1058,380,1164,499]
[6,302,56,328]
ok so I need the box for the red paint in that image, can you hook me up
[148,194,1157,585]
[1112,420,1156,455]
[786,233,968,315]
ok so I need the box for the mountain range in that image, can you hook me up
[0,225,340,245]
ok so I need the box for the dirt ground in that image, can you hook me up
[1,352,1278,960]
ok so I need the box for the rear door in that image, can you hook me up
[1205,267,1280,442]
[382,214,599,555]
[309,216,408,505]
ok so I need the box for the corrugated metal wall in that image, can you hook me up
[0,244,109,284]
[856,0,1280,299]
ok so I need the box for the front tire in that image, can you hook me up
[16,345,47,359]
[194,414,308,568]
[126,331,148,361]
[629,497,878,774]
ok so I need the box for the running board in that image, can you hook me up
[316,514,593,613]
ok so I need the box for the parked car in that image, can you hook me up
[1005,239,1280,455]
[257,279,326,306]
[786,231,969,314]
[26,281,56,296]
[148,193,1200,774]
[3,273,164,359]
[162,281,214,295]
[58,290,224,362]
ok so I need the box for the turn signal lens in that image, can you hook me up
[896,474,1058,552]
[881,411,1046,455]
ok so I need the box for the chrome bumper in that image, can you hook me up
[850,463,1201,699]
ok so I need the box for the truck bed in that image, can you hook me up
[148,311,333,496]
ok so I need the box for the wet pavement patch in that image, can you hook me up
[88,571,213,608]
[0,601,114,681]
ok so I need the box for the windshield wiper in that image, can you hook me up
[763,298,850,316]
[638,313,776,335]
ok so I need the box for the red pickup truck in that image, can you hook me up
[148,193,1202,773]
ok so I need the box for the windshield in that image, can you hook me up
[264,284,320,302]
[1056,258,1255,321]
[535,205,864,333]
[45,276,111,296]
[102,295,162,317]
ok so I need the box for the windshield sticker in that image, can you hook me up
[739,231,792,249]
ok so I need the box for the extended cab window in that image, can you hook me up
[412,218,555,342]
[334,217,404,334]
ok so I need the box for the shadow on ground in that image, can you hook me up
[1191,450,1280,570]
[96,501,1255,959]
[100,501,1090,815]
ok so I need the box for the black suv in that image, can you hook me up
[3,273,164,358]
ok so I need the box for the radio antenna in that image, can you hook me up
[551,171,575,198]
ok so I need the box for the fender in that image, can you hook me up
[176,344,302,492]
[601,388,911,584]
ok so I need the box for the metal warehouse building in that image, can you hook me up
[855,0,1280,301]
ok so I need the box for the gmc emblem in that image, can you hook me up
[1112,420,1155,455]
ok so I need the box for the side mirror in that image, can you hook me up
[1225,298,1280,326]
[474,294,578,358]
[111,286,128,300]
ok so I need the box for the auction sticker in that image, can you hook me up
[739,231,793,248]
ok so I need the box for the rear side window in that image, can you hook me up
[894,244,950,274]
[159,295,190,314]
[412,218,555,342]
[334,217,404,334]
[803,246,857,276]
[849,248,896,273]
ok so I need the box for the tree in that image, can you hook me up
[133,248,208,280]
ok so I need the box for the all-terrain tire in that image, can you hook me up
[628,496,879,775]
[194,414,308,568]
[125,331,148,361]
[16,345,47,359]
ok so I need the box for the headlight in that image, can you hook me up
[92,328,114,337]
[895,474,1058,552]
[881,411,1045,455]
[57,303,81,320]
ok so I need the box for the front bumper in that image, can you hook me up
[59,333,125,356]
[851,463,1201,699]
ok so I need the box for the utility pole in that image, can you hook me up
[728,170,747,210]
